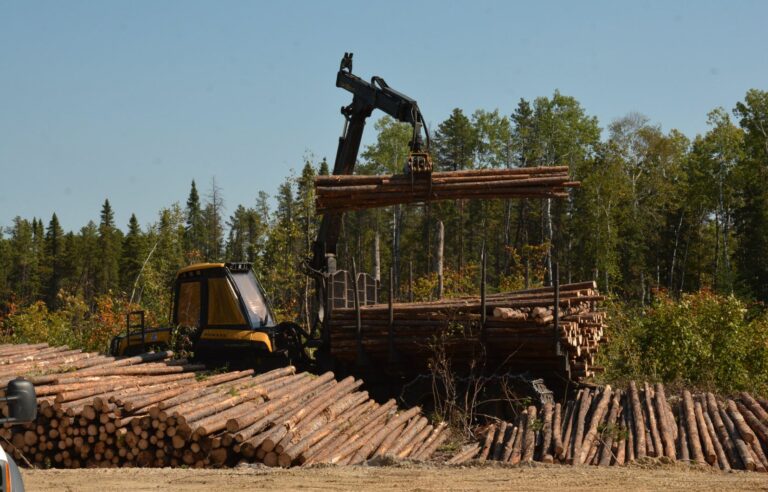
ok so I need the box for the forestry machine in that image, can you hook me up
[110,53,431,370]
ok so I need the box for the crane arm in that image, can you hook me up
[308,53,430,346]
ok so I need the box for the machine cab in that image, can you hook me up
[111,262,279,358]
[174,262,276,332]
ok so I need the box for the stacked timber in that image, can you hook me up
[448,381,768,473]
[0,343,446,468]
[315,166,579,214]
[329,282,606,381]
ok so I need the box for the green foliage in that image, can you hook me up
[599,291,768,394]
[1,294,129,353]
[2,87,768,370]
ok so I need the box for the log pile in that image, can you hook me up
[448,381,768,472]
[329,282,606,381]
[315,166,579,214]
[0,343,447,468]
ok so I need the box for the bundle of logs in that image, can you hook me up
[329,281,606,381]
[0,343,447,468]
[448,381,768,472]
[315,166,579,214]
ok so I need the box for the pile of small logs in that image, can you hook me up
[448,381,768,472]
[315,166,579,214]
[329,282,606,381]
[0,343,447,468]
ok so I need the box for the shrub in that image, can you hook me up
[0,293,134,353]
[599,290,768,395]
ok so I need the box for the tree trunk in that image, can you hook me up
[436,221,444,300]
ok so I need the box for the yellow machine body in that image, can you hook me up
[110,263,280,364]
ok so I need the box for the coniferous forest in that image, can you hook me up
[2,89,768,390]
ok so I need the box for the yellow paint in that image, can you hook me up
[200,329,273,351]
[176,263,226,276]
[117,329,172,354]
[117,327,272,355]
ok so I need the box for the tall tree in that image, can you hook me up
[184,180,206,262]
[203,178,225,261]
[733,89,768,301]
[121,214,145,298]
[433,108,479,273]
[96,199,122,295]
[78,221,99,302]
[43,213,64,307]
[7,217,37,302]
[360,117,413,290]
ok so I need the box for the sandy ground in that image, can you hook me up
[20,463,768,492]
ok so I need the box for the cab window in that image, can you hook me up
[208,277,246,326]
[231,272,275,326]
[177,281,201,328]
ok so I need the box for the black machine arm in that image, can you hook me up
[335,53,430,154]
[308,53,430,343]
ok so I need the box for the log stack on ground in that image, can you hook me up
[0,343,446,468]
[448,380,768,472]
[314,166,579,214]
[329,281,606,381]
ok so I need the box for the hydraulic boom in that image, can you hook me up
[309,53,431,348]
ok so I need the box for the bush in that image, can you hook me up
[0,294,133,353]
[599,290,768,395]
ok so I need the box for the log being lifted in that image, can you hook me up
[314,166,580,214]
[0,343,443,469]
[447,380,768,473]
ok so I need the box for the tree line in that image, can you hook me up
[1,88,766,334]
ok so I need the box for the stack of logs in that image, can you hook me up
[329,282,606,381]
[315,166,579,214]
[448,381,768,472]
[0,343,447,468]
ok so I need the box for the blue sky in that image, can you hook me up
[1,0,766,231]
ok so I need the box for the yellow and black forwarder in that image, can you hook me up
[110,262,307,369]
[112,54,430,373]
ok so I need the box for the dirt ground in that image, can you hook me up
[20,463,768,492]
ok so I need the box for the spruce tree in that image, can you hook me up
[184,180,205,261]
[318,158,330,176]
[44,213,64,307]
[121,214,145,298]
[96,199,121,295]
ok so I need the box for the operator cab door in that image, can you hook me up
[175,279,202,331]
[174,271,250,331]
[206,276,248,327]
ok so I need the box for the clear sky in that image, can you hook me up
[1,0,766,231]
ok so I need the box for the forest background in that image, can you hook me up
[2,88,768,393]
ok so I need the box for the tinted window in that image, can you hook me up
[231,272,274,326]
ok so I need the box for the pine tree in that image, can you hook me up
[255,191,270,226]
[44,213,64,308]
[203,178,225,261]
[59,232,78,296]
[433,108,479,272]
[31,218,44,300]
[121,214,145,298]
[96,199,122,295]
[226,205,265,263]
[184,180,205,262]
[7,217,37,302]
[318,158,330,176]
[78,221,99,302]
